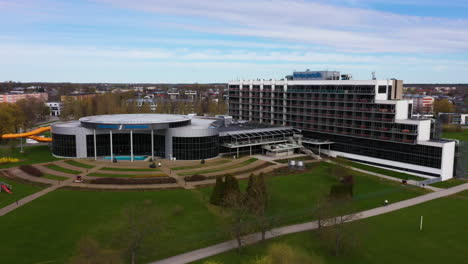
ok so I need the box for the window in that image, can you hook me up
[379,85,387,93]
[173,136,219,160]
[52,134,76,157]
[378,86,387,94]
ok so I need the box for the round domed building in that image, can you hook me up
[51,114,220,160]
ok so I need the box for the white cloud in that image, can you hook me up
[96,0,468,53]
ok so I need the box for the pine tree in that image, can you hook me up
[223,174,241,207]
[210,176,225,206]
[245,173,268,213]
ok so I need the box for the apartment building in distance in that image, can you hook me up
[0,92,48,103]
[403,94,434,114]
[228,71,457,180]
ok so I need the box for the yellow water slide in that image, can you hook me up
[1,126,52,142]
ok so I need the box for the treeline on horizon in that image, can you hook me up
[60,92,227,120]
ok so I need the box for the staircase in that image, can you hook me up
[288,137,322,160]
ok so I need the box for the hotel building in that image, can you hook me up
[228,71,457,180]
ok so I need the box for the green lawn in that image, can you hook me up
[442,130,468,141]
[172,159,231,171]
[430,178,467,188]
[43,174,69,181]
[87,172,167,178]
[100,167,160,172]
[0,175,45,208]
[0,162,426,264]
[343,160,426,181]
[179,158,259,176]
[196,190,468,264]
[65,160,95,169]
[0,145,60,169]
[45,164,81,175]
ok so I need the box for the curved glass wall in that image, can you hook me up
[52,133,77,157]
[173,136,219,160]
[86,133,165,158]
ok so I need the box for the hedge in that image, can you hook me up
[19,165,44,177]
[89,177,176,185]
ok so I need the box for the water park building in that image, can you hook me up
[49,114,300,161]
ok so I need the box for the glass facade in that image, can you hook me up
[173,136,219,160]
[86,132,166,158]
[304,131,443,169]
[52,133,77,157]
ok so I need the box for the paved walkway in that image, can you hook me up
[0,177,75,217]
[326,160,442,192]
[150,182,468,264]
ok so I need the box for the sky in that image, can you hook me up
[0,0,467,83]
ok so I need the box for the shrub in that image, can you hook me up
[252,243,324,264]
[90,177,176,185]
[184,174,207,182]
[0,157,20,164]
[132,173,168,178]
[172,204,185,216]
[210,176,225,206]
[330,183,353,199]
[443,124,462,133]
[19,165,44,177]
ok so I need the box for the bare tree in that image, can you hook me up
[245,173,274,241]
[224,193,254,253]
[70,236,122,264]
[315,198,361,256]
[118,200,164,264]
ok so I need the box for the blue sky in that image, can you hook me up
[0,0,467,83]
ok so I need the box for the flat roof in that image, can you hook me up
[79,114,190,125]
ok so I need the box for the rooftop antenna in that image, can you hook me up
[372,72,376,80]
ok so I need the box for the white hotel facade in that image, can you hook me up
[228,72,458,180]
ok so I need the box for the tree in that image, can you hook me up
[223,174,241,207]
[70,236,122,264]
[223,190,253,253]
[315,198,361,256]
[245,173,271,241]
[0,103,25,138]
[16,98,49,128]
[433,99,455,115]
[118,200,164,264]
[210,176,226,206]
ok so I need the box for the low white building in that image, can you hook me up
[45,102,63,116]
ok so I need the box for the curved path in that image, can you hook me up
[149,182,468,264]
[0,176,75,217]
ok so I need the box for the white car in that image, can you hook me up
[26,138,39,144]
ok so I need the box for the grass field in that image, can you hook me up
[45,164,81,175]
[343,160,426,181]
[65,160,94,169]
[430,178,467,188]
[179,158,259,176]
[196,190,468,264]
[87,172,167,178]
[0,162,427,263]
[172,159,231,171]
[0,175,45,208]
[0,145,60,169]
[100,167,161,172]
[442,130,468,141]
[43,174,69,181]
